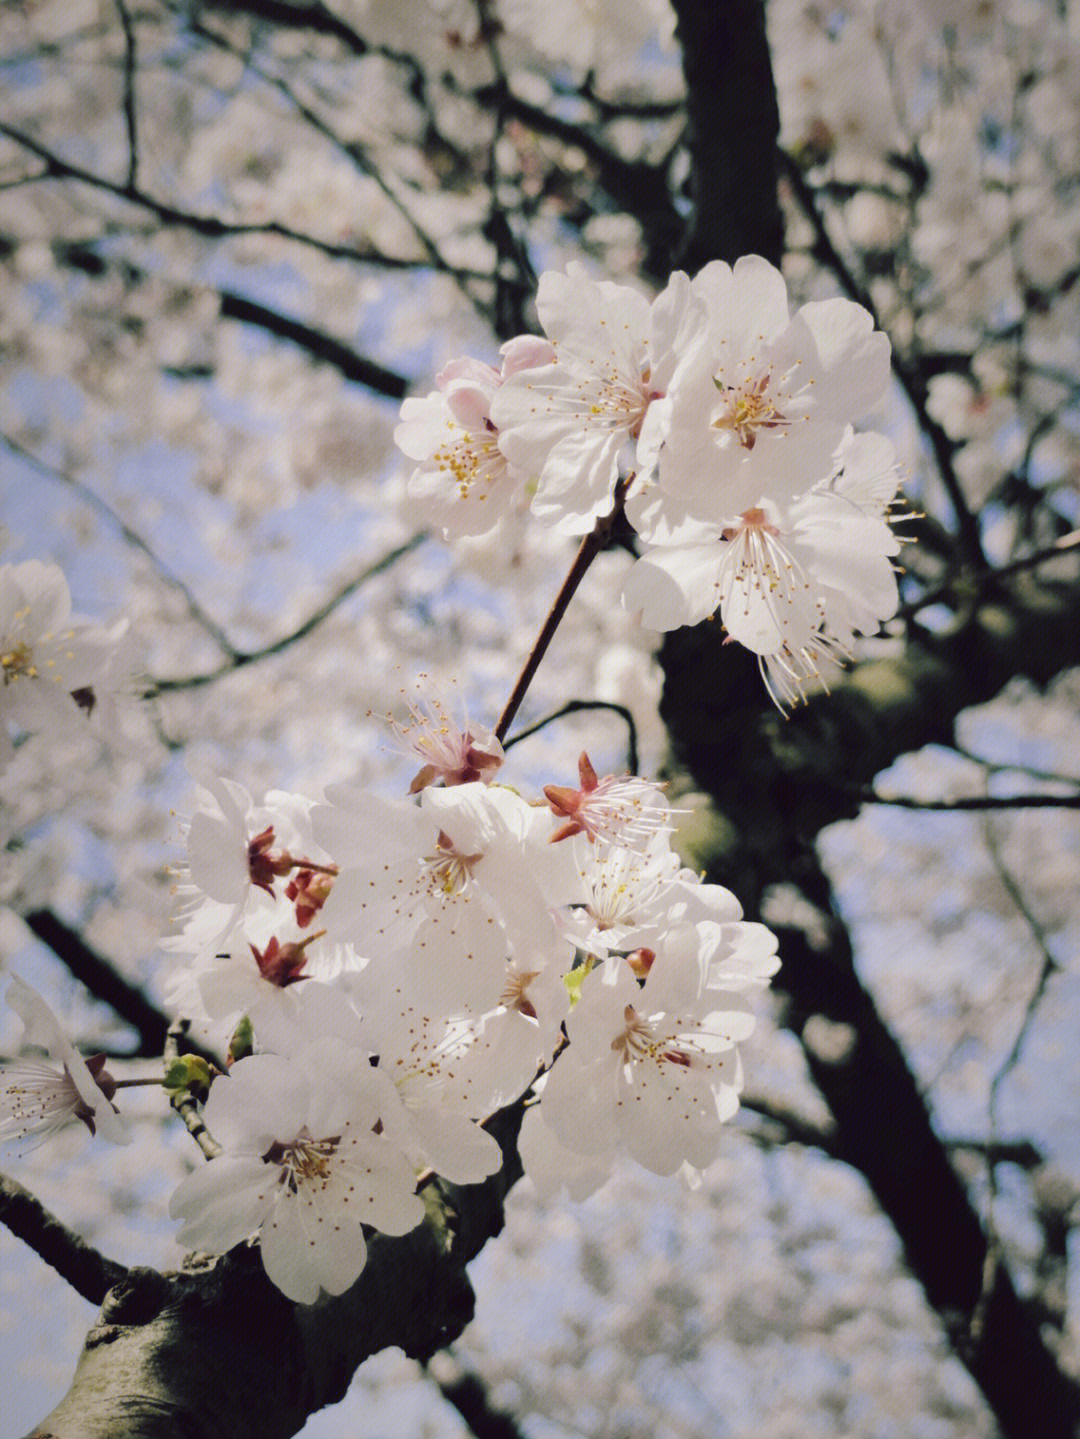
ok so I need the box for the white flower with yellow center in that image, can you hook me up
[395,338,553,539]
[169,1042,424,1304]
[656,254,891,519]
[0,559,126,758]
[624,430,903,707]
[535,924,759,1177]
[491,264,701,535]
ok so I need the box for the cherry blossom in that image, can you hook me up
[543,751,670,847]
[623,430,902,705]
[654,255,891,521]
[312,781,564,1012]
[535,925,757,1176]
[169,1043,425,1304]
[0,977,130,1147]
[395,337,554,538]
[0,560,127,763]
[491,265,701,534]
[383,678,505,793]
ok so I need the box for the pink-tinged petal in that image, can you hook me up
[436,356,500,391]
[444,377,496,430]
[499,334,556,376]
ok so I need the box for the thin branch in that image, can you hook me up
[148,531,426,692]
[218,290,408,398]
[426,1351,529,1439]
[183,20,494,312]
[737,1093,839,1155]
[0,432,237,658]
[893,527,1080,624]
[860,791,1080,812]
[22,908,171,1059]
[946,1138,1043,1169]
[495,479,632,743]
[0,121,485,277]
[971,818,1062,1345]
[51,238,410,399]
[951,743,1080,788]
[0,1170,129,1305]
[165,1019,222,1160]
[502,699,640,775]
[113,0,139,192]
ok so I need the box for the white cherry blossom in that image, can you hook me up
[0,977,130,1147]
[492,264,701,535]
[0,560,127,763]
[655,255,891,521]
[169,1043,425,1304]
[623,430,903,705]
[313,781,564,1012]
[537,925,757,1176]
[395,337,554,539]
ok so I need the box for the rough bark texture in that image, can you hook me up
[26,1110,524,1438]
[662,4,1080,1436]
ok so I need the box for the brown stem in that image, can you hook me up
[494,477,632,743]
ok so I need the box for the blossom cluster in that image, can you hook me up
[398,256,903,706]
[146,705,775,1303]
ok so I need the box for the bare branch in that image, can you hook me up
[50,239,410,399]
[894,528,1080,623]
[113,0,139,192]
[0,122,490,278]
[148,531,426,693]
[22,908,171,1059]
[502,699,640,775]
[860,791,1080,812]
[0,1170,128,1305]
[0,432,237,659]
[426,1351,529,1439]
[778,148,986,571]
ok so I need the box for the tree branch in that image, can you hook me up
[26,1102,528,1438]
[148,532,426,693]
[22,909,170,1059]
[0,1171,128,1305]
[502,699,640,775]
[0,432,237,659]
[777,148,986,571]
[113,0,139,192]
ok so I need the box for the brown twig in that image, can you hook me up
[495,477,633,743]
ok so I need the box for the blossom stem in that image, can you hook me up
[165,1018,222,1160]
[494,475,632,743]
[112,1076,170,1089]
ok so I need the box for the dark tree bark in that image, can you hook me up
[661,3,1080,1435]
[26,1110,524,1438]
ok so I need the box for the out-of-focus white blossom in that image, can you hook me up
[0,978,130,1147]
